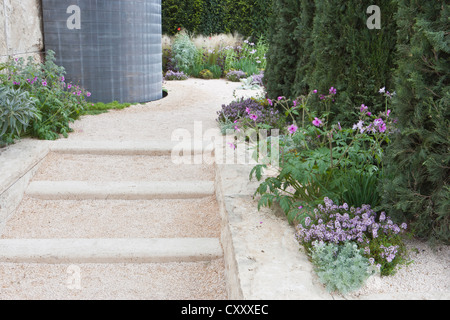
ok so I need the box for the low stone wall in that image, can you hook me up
[0,0,43,63]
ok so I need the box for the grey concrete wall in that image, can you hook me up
[0,0,43,63]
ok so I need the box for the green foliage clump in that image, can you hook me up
[198,69,214,80]
[310,241,373,294]
[381,0,449,244]
[0,86,40,146]
[0,51,90,142]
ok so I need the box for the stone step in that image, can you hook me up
[1,197,221,239]
[0,238,223,264]
[49,140,214,157]
[0,259,227,299]
[26,180,215,200]
[32,153,215,183]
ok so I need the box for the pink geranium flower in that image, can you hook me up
[312,117,323,127]
[288,124,298,134]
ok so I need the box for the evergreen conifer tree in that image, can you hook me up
[263,0,303,99]
[381,0,449,243]
[307,0,397,124]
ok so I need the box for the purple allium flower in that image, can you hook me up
[313,89,318,93]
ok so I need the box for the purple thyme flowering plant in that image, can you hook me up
[216,97,283,130]
[164,70,188,81]
[225,70,247,82]
[295,197,408,276]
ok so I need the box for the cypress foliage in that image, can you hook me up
[263,0,303,99]
[381,0,449,243]
[250,0,274,40]
[306,0,397,124]
[292,0,316,97]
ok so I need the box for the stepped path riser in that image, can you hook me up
[26,181,215,200]
[0,238,223,264]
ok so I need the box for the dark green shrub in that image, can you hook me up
[381,0,449,244]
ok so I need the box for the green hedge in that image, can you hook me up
[161,0,273,39]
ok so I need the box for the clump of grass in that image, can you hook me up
[82,101,133,115]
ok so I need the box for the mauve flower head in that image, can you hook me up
[312,117,323,127]
[42,80,47,86]
[249,114,258,121]
[288,124,298,134]
[329,87,337,95]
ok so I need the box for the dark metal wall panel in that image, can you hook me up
[42,0,162,103]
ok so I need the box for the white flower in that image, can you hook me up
[379,87,386,93]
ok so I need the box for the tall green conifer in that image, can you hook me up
[381,0,449,243]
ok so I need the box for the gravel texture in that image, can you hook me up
[346,239,450,299]
[0,259,227,300]
[1,196,221,239]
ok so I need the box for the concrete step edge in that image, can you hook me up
[26,180,215,200]
[50,140,214,156]
[0,238,223,263]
